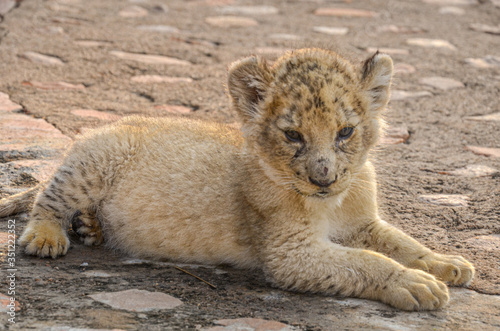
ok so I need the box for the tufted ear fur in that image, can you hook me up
[227,56,272,122]
[360,52,393,113]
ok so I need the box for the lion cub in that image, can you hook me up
[0,48,474,311]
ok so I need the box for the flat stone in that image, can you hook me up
[0,0,16,15]
[189,0,235,6]
[0,232,13,246]
[131,75,193,84]
[0,112,72,153]
[366,47,409,55]
[443,164,499,177]
[36,26,65,34]
[0,232,9,246]
[0,106,70,184]
[0,293,20,313]
[119,5,148,17]
[136,25,179,33]
[217,6,278,15]
[52,0,86,4]
[464,56,500,69]
[0,92,22,112]
[74,40,111,47]
[406,38,457,51]
[71,109,121,121]
[110,51,192,65]
[255,47,288,55]
[82,270,115,277]
[41,326,127,331]
[268,34,301,40]
[465,146,500,158]
[419,76,464,90]
[439,6,465,14]
[154,105,192,114]
[205,16,258,28]
[313,26,349,35]
[204,318,293,331]
[122,259,156,265]
[380,126,410,145]
[422,0,477,4]
[48,3,81,14]
[19,52,65,65]
[258,291,289,302]
[0,115,70,143]
[323,288,500,330]
[470,23,500,35]
[465,59,489,69]
[207,0,235,4]
[465,112,500,122]
[314,8,377,17]
[89,289,182,312]
[10,159,63,182]
[393,63,416,75]
[419,194,469,207]
[390,90,432,101]
[22,81,85,90]
[465,235,500,252]
[376,25,426,34]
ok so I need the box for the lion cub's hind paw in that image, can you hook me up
[19,222,70,258]
[71,211,104,246]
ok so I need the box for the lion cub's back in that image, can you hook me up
[80,115,244,179]
[112,116,245,194]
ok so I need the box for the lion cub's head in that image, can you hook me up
[228,48,393,199]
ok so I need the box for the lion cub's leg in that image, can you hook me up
[347,220,474,286]
[19,162,102,258]
[264,235,449,311]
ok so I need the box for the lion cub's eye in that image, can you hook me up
[338,127,354,140]
[284,130,303,143]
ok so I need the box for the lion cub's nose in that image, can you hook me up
[309,177,336,188]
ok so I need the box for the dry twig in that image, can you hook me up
[175,266,217,289]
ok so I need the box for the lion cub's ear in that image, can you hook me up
[360,52,393,113]
[227,56,272,122]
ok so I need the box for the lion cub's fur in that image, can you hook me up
[0,48,474,311]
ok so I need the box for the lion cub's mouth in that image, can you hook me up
[292,185,336,199]
[312,191,331,198]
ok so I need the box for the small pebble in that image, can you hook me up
[314,7,377,17]
[407,38,457,51]
[419,76,464,90]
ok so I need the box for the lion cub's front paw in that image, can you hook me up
[19,221,69,258]
[409,253,474,286]
[379,268,449,311]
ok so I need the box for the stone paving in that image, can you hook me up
[0,0,499,330]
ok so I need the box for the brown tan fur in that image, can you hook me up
[0,48,474,311]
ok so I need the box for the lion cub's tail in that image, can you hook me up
[0,186,40,218]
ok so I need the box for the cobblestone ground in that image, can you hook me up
[0,0,499,330]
